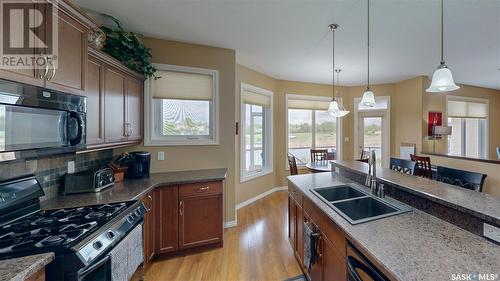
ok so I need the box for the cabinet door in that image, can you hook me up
[155,186,178,253]
[141,191,155,269]
[304,214,322,281]
[104,68,126,143]
[179,194,223,249]
[85,57,104,145]
[45,8,87,94]
[126,77,143,141]
[288,194,296,249]
[322,235,347,281]
[0,2,43,86]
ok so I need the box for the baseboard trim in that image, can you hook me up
[236,186,288,210]
[223,220,237,228]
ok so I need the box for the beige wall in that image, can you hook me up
[117,38,237,223]
[235,65,278,204]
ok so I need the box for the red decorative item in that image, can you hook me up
[428,112,442,138]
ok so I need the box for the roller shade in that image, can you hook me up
[152,70,213,100]
[448,100,487,118]
[287,96,330,110]
[242,90,271,106]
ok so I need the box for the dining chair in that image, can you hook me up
[287,154,298,176]
[389,157,417,175]
[356,150,370,163]
[497,147,500,159]
[326,151,336,160]
[410,154,433,179]
[436,166,487,192]
[310,149,328,163]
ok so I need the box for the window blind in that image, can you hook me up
[152,70,213,100]
[287,96,330,110]
[242,90,271,106]
[447,99,487,118]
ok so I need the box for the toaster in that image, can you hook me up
[63,167,115,195]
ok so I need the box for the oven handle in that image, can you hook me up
[347,256,386,281]
[69,111,84,146]
[78,254,111,280]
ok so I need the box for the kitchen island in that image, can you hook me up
[288,172,500,281]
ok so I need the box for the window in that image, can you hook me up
[447,97,488,158]
[145,64,219,145]
[287,95,337,164]
[240,83,273,182]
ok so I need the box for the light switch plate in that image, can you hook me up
[344,137,349,142]
[483,223,500,243]
[67,161,75,174]
[157,151,165,161]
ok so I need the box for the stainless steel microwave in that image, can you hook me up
[0,79,86,161]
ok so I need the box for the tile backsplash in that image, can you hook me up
[0,150,114,200]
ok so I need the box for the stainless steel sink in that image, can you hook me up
[311,184,411,224]
[313,185,365,202]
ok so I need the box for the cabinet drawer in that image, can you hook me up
[179,181,222,197]
[288,184,303,206]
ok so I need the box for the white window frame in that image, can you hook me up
[285,94,343,168]
[445,96,489,158]
[144,63,219,146]
[240,83,273,182]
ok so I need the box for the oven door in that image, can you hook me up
[78,254,111,281]
[346,241,388,281]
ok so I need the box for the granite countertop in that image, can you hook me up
[332,160,500,225]
[288,172,500,281]
[0,253,54,281]
[41,168,227,210]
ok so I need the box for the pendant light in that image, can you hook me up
[360,0,376,107]
[327,24,349,118]
[334,69,350,117]
[426,0,459,92]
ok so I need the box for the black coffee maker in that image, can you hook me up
[114,151,151,178]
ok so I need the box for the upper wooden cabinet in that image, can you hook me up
[86,49,144,148]
[45,8,87,94]
[0,1,91,94]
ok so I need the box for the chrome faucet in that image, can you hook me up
[364,150,385,198]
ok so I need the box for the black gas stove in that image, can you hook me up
[0,175,145,281]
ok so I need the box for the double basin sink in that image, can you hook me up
[311,184,411,224]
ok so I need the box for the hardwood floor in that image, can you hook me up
[143,190,302,281]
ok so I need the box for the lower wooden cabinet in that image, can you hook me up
[288,184,347,281]
[142,181,224,267]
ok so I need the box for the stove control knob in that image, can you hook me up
[134,209,141,216]
[93,240,103,250]
[106,231,116,240]
[126,215,135,223]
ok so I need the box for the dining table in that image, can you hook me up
[305,161,332,172]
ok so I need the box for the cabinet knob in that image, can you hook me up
[39,54,49,79]
[198,186,210,192]
[46,58,56,81]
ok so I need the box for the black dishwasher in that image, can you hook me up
[346,241,388,281]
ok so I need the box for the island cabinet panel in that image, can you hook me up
[155,186,179,254]
[141,189,156,270]
[26,267,45,281]
[289,183,347,281]
[179,182,223,249]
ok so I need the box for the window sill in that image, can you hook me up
[240,169,273,183]
[144,139,219,146]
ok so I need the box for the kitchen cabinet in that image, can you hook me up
[85,48,144,149]
[289,184,347,281]
[0,1,92,95]
[141,190,156,270]
[179,181,223,249]
[155,186,178,254]
[26,267,45,281]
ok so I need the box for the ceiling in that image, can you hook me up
[76,0,500,89]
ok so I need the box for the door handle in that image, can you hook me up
[39,54,48,79]
[198,186,210,192]
[179,201,183,216]
[46,58,56,81]
[145,194,152,212]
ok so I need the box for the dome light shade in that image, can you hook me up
[426,65,460,93]
[360,89,375,107]
[328,100,340,113]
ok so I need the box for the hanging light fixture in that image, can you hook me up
[327,24,349,118]
[360,0,376,107]
[426,0,459,93]
[334,69,350,117]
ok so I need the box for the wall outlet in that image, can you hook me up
[483,223,500,243]
[67,161,75,174]
[157,151,165,161]
[344,137,350,142]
